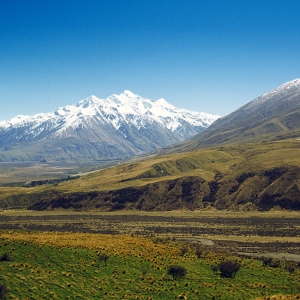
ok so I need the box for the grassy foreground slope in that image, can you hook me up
[0,231,300,299]
[1,139,300,211]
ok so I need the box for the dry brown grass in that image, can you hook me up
[1,210,300,259]
[0,231,179,261]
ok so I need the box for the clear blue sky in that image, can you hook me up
[1,0,300,121]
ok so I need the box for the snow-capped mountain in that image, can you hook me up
[0,91,219,162]
[164,78,300,153]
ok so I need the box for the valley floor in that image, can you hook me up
[1,210,300,262]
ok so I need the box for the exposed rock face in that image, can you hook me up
[5,165,298,211]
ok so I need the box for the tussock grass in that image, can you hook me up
[0,230,299,299]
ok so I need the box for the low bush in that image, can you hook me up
[284,261,297,274]
[195,246,203,258]
[98,253,109,266]
[0,253,11,262]
[218,260,240,278]
[167,265,187,280]
[262,257,280,268]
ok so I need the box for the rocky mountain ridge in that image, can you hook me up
[163,78,300,153]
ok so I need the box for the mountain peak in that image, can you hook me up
[82,95,101,103]
[89,95,100,101]
[155,98,174,109]
[285,78,300,85]
[243,78,300,110]
[276,78,300,91]
[122,90,136,98]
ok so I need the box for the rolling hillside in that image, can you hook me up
[1,139,300,211]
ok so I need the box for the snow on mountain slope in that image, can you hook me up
[164,79,300,154]
[0,91,218,140]
[0,91,219,161]
[247,78,300,109]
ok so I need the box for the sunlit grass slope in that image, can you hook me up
[54,139,300,193]
[0,139,300,210]
[0,231,299,299]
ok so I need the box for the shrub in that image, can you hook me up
[218,260,240,278]
[262,257,273,267]
[0,253,11,262]
[284,261,296,274]
[262,257,280,268]
[98,253,109,266]
[0,283,9,299]
[167,265,187,280]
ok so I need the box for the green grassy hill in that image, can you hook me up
[0,231,299,299]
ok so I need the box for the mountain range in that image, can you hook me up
[1,79,300,211]
[0,91,219,162]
